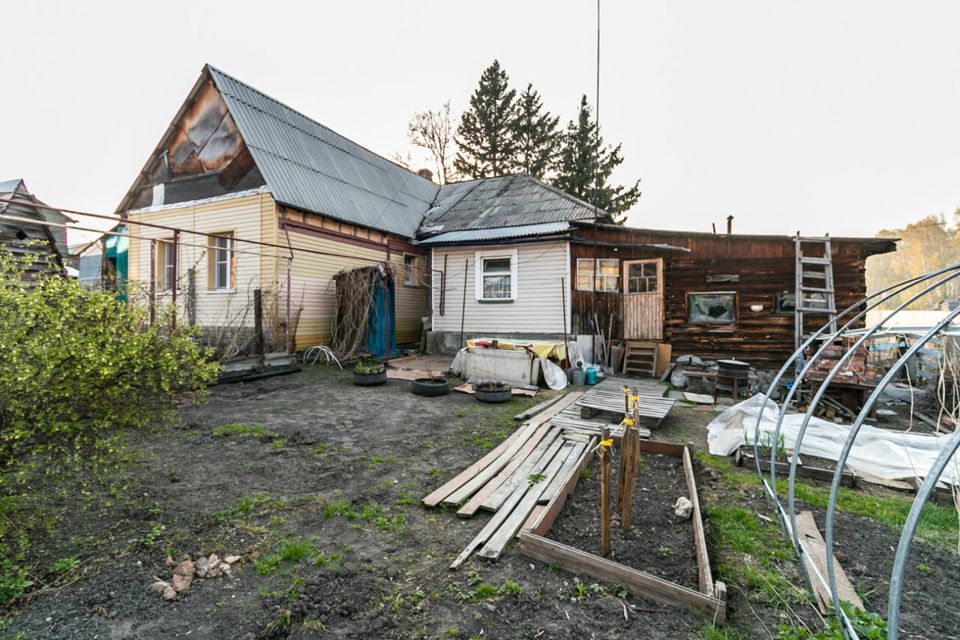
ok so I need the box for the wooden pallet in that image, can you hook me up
[623,341,658,376]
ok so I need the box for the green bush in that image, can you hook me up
[0,247,219,596]
[0,249,218,481]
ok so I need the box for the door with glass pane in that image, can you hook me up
[623,259,663,340]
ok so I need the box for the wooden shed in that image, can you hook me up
[569,223,897,368]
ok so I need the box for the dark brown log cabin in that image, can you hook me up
[569,222,897,369]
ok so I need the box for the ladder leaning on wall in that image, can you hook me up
[794,233,838,351]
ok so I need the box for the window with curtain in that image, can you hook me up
[576,258,619,291]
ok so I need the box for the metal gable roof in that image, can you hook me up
[207,66,439,238]
[418,174,607,237]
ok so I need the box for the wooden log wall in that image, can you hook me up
[571,226,896,370]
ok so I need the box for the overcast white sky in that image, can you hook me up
[3,1,959,244]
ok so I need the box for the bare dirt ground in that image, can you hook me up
[6,370,960,639]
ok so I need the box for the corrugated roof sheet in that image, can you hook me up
[419,174,606,237]
[0,178,72,259]
[418,221,572,245]
[207,66,439,238]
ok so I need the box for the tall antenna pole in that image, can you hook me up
[591,0,601,363]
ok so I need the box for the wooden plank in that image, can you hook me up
[441,423,537,507]
[683,446,713,597]
[422,424,527,507]
[514,394,564,421]
[531,439,596,535]
[477,444,573,560]
[440,393,583,507]
[795,511,864,612]
[479,431,563,512]
[538,442,587,505]
[454,383,537,397]
[518,532,726,622]
[619,428,639,531]
[599,428,611,556]
[560,432,593,444]
[523,505,546,531]
[456,423,553,517]
[450,478,527,570]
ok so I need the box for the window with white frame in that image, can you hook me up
[576,258,619,291]
[475,250,517,301]
[157,239,175,291]
[209,233,234,290]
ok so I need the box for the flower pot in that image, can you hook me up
[353,370,387,386]
[475,381,512,404]
[410,377,450,397]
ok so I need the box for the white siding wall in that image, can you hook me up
[432,241,569,334]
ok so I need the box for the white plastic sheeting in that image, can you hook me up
[707,394,960,485]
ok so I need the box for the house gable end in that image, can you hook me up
[116,69,265,214]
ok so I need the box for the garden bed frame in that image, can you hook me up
[518,440,727,623]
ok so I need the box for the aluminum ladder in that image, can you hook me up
[794,233,838,351]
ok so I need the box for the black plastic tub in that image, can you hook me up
[476,381,512,403]
[411,377,450,396]
[353,370,387,386]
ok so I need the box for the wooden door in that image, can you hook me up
[623,259,663,340]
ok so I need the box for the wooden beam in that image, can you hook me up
[424,392,583,508]
[529,438,596,536]
[456,423,553,517]
[481,435,564,512]
[514,394,565,421]
[477,444,573,560]
[599,427,611,557]
[518,532,726,622]
[423,425,527,507]
[683,446,713,596]
[795,511,864,613]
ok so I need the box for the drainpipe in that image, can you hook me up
[726,215,734,235]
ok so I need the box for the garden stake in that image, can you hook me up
[600,426,611,557]
[620,421,638,531]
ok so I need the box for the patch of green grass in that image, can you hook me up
[444,627,458,638]
[271,437,287,449]
[697,624,749,640]
[696,451,959,552]
[211,423,275,438]
[579,468,592,480]
[0,560,33,606]
[459,583,499,602]
[139,523,165,547]
[49,556,80,574]
[428,467,442,478]
[706,505,806,608]
[254,538,328,575]
[499,580,523,596]
[215,492,277,521]
[322,499,406,533]
[323,499,351,519]
[310,442,336,456]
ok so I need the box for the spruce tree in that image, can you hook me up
[454,61,519,179]
[552,95,641,216]
[511,84,561,179]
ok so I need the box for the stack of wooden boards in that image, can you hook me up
[551,376,675,437]
[422,393,596,569]
[422,380,677,570]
